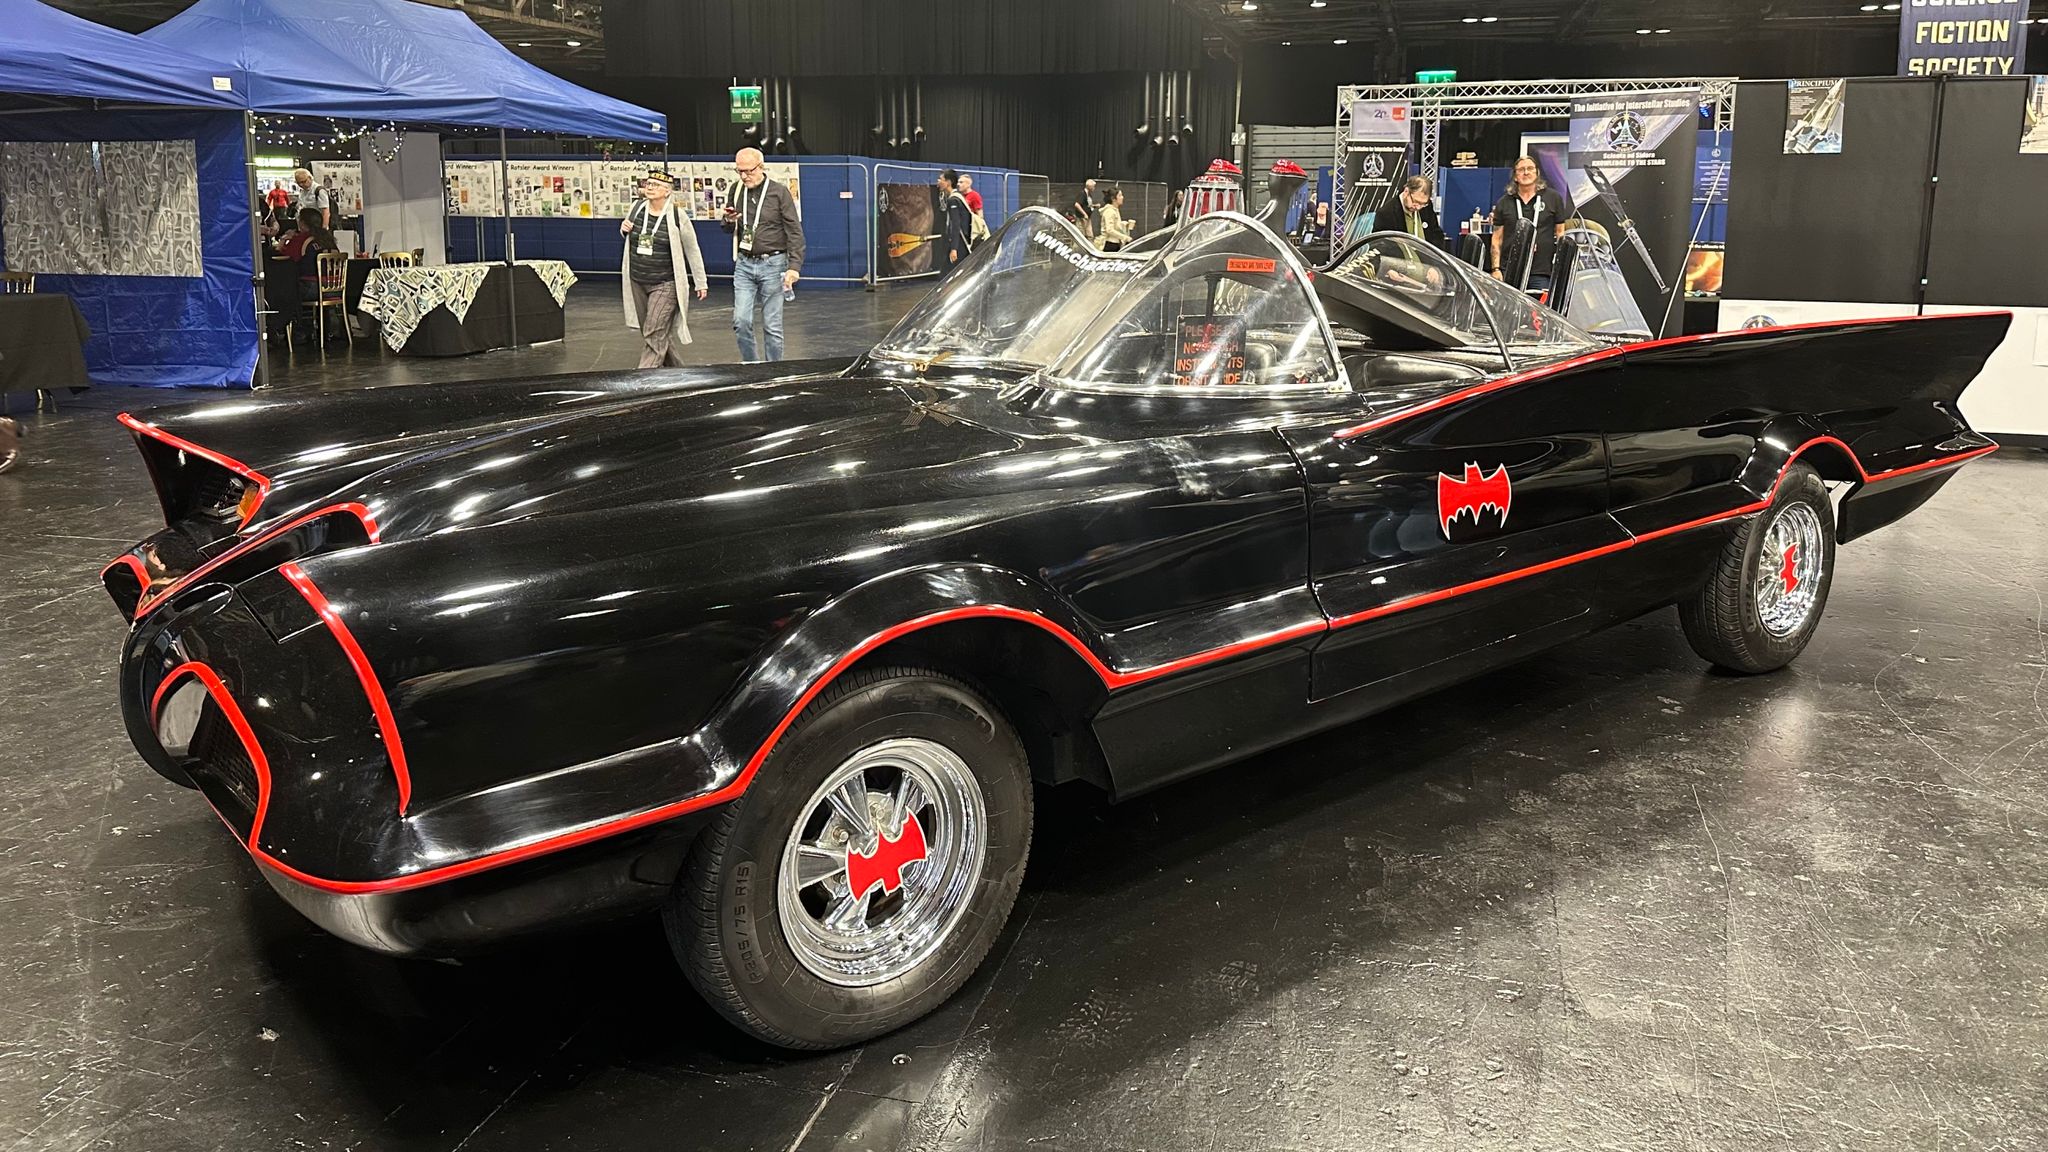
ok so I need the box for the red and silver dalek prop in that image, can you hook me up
[1182,158,1243,220]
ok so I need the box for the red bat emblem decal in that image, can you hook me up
[1777,543,1800,595]
[846,812,929,899]
[1437,462,1512,537]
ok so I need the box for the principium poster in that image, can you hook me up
[1784,79,1847,154]
[2024,77,2048,154]
[1567,88,1699,339]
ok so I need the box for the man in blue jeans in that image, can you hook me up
[722,147,805,362]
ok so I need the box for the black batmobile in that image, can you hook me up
[104,210,2003,1049]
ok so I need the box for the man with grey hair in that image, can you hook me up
[721,147,804,362]
[290,168,329,229]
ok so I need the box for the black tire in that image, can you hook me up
[1680,462,1835,674]
[666,665,1033,1050]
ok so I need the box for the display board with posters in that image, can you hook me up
[1567,88,1700,337]
[444,160,502,217]
[505,160,595,218]
[1784,79,1847,154]
[311,160,364,216]
[446,158,804,220]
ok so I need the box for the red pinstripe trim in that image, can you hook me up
[153,662,274,843]
[251,605,1328,894]
[1328,539,1636,628]
[1333,310,2013,441]
[130,502,379,623]
[118,412,273,529]
[278,562,413,815]
[1327,436,1998,628]
[228,438,1999,895]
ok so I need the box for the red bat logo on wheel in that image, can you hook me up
[1437,462,1512,537]
[846,812,929,899]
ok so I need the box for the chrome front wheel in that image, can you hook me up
[777,737,988,987]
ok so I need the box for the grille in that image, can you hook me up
[187,705,259,812]
[187,468,241,518]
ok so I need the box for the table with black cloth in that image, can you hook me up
[0,293,92,398]
[358,261,575,357]
[344,257,376,320]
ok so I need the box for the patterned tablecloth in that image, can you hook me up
[359,260,578,351]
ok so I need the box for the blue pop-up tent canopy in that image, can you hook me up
[0,2,254,389]
[0,0,246,109]
[142,0,664,141]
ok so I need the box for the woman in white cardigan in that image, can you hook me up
[620,171,710,368]
[1096,186,1133,252]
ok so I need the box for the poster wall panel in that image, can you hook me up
[1567,89,1698,337]
[1723,78,1937,305]
[1924,77,2048,308]
[312,160,364,217]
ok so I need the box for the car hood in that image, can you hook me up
[129,359,1027,542]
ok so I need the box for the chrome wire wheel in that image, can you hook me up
[776,737,987,988]
[1755,501,1825,638]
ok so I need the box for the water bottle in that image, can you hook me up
[1469,208,1483,237]
[782,282,795,303]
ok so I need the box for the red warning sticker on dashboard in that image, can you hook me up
[1225,257,1277,274]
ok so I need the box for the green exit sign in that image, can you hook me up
[1415,69,1458,85]
[729,85,762,124]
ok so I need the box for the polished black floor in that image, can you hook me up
[4,291,2047,1150]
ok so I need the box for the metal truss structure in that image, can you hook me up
[1331,77,1737,243]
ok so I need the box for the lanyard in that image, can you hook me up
[741,182,768,234]
[637,200,667,233]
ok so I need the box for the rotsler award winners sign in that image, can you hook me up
[1898,0,2030,75]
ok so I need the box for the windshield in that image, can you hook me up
[870,208,1140,370]
[1048,214,1340,390]
[1322,233,1598,356]
[1555,224,1653,340]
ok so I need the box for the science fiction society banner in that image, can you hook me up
[1568,89,1698,337]
[1898,0,2029,75]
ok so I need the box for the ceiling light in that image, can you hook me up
[1463,16,1479,21]
[1882,2,1900,8]
[1281,40,1293,45]
[1859,3,1879,9]
[1480,15,1499,22]
[1310,0,1326,7]
[1655,28,1670,33]
[1333,38,1348,44]
[1636,27,1652,33]
[1241,0,1257,10]
[565,39,582,46]
[517,41,532,47]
